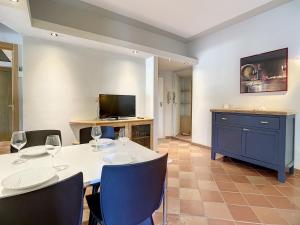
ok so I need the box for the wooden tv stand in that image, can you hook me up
[69,118,153,149]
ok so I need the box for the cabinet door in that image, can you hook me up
[215,126,242,155]
[243,129,278,164]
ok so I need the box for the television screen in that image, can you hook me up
[99,94,136,119]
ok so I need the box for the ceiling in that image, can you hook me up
[81,0,281,39]
[158,57,192,73]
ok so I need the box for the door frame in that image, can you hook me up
[0,41,19,134]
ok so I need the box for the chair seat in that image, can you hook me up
[86,193,102,222]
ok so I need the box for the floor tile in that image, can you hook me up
[179,188,201,201]
[180,199,205,216]
[247,176,271,185]
[179,171,196,180]
[255,184,283,196]
[243,194,273,207]
[221,192,247,205]
[167,197,180,214]
[227,205,260,223]
[180,215,207,225]
[251,206,288,225]
[168,178,179,187]
[200,190,224,203]
[266,196,298,209]
[216,182,239,192]
[212,174,232,182]
[235,183,261,194]
[207,218,235,225]
[180,178,198,188]
[230,175,250,183]
[203,202,233,220]
[277,209,300,225]
[168,187,179,198]
[198,180,219,191]
[275,186,300,197]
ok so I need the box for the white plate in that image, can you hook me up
[89,138,114,147]
[1,167,56,190]
[21,146,47,156]
[103,152,134,165]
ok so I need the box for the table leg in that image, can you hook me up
[163,171,168,225]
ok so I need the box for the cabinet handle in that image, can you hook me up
[221,117,228,120]
[243,128,250,131]
[260,121,269,124]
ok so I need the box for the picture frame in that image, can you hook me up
[240,48,288,93]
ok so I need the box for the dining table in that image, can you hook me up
[0,140,168,225]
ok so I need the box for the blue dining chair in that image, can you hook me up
[79,126,115,144]
[86,153,168,225]
[0,172,84,225]
[10,129,62,153]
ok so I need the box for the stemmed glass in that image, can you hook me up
[119,128,129,146]
[91,126,102,150]
[11,131,27,164]
[45,135,62,170]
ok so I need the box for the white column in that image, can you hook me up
[145,56,159,150]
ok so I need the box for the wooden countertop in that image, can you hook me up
[70,117,153,125]
[210,109,295,116]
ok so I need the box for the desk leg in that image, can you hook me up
[163,171,168,225]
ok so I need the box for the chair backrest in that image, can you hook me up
[10,129,62,153]
[0,172,84,225]
[100,154,168,225]
[79,126,115,144]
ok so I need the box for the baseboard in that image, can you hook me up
[191,142,211,150]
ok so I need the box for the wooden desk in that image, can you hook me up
[70,118,153,149]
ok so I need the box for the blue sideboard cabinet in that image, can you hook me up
[211,109,295,182]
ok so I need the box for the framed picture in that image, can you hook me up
[240,48,288,93]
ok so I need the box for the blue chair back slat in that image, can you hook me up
[100,154,168,225]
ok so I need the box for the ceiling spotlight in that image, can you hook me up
[132,50,138,54]
[10,0,19,2]
[50,32,58,37]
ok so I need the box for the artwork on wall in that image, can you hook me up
[240,48,288,93]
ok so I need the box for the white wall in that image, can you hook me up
[188,1,300,168]
[23,37,146,145]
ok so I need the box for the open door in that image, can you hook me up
[0,42,19,153]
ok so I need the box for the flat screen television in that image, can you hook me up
[99,94,136,119]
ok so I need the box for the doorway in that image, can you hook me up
[0,41,19,153]
[158,57,193,142]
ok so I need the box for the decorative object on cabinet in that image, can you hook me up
[211,109,295,182]
[240,48,288,93]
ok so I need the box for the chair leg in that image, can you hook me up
[92,183,100,194]
[88,212,97,225]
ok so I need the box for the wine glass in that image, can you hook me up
[11,131,27,164]
[91,126,102,150]
[45,135,61,169]
[119,128,129,146]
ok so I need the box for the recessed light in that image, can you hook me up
[132,50,138,54]
[9,0,19,2]
[50,32,58,37]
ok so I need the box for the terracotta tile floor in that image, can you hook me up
[83,139,300,225]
